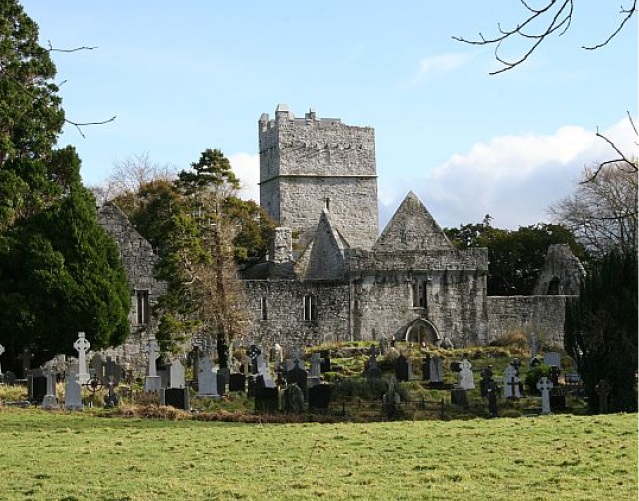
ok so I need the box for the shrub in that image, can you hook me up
[524,364,552,395]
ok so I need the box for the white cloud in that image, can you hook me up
[229,152,260,203]
[380,118,636,230]
[406,53,472,86]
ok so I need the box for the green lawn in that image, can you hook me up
[0,408,635,500]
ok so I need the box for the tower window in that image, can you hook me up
[260,296,268,321]
[412,281,428,310]
[324,197,330,211]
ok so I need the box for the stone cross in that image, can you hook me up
[0,343,4,375]
[536,376,554,414]
[529,332,539,359]
[309,352,322,379]
[41,364,58,409]
[595,379,612,414]
[144,336,160,378]
[503,365,521,399]
[73,332,91,384]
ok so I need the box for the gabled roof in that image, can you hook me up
[373,192,454,252]
[303,210,350,280]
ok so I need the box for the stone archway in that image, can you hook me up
[405,319,440,346]
[547,276,561,295]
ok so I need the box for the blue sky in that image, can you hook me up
[20,1,637,230]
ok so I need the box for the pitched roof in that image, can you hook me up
[373,192,454,252]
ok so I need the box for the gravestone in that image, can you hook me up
[502,365,522,399]
[450,387,468,408]
[3,371,16,385]
[429,355,444,384]
[41,365,58,409]
[595,379,611,414]
[217,367,230,395]
[74,332,91,384]
[197,356,219,397]
[247,345,261,374]
[487,380,499,418]
[286,360,308,396]
[536,377,553,415]
[379,337,388,356]
[254,386,279,413]
[458,359,475,390]
[168,359,186,389]
[28,370,47,403]
[144,336,162,391]
[450,361,461,373]
[64,370,83,410]
[103,376,120,408]
[229,372,246,392]
[105,356,122,385]
[364,346,382,379]
[90,353,104,381]
[395,354,410,382]
[543,352,561,369]
[480,366,493,398]
[162,388,190,410]
[18,347,34,378]
[319,350,331,373]
[529,332,539,359]
[282,383,305,414]
[273,343,283,364]
[0,343,4,375]
[422,354,431,381]
[308,353,322,387]
[308,384,331,411]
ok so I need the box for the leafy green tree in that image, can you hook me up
[446,221,586,295]
[0,1,130,371]
[564,251,637,413]
[153,149,254,352]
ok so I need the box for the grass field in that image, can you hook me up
[0,408,636,500]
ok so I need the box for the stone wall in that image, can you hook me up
[244,279,350,346]
[486,295,574,346]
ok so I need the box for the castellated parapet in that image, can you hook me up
[259,105,379,251]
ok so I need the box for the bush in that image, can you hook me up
[524,364,552,395]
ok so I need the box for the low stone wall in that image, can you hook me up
[486,295,575,346]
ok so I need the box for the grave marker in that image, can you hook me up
[536,376,553,415]
[74,332,91,384]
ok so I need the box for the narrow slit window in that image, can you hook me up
[136,290,149,325]
[303,294,317,321]
[260,296,268,321]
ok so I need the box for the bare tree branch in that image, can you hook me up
[583,0,637,50]
[453,0,635,74]
[47,41,98,53]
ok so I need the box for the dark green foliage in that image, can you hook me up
[446,221,586,295]
[564,251,638,413]
[524,364,552,395]
[0,187,130,371]
[0,2,131,371]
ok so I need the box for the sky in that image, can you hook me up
[19,1,638,230]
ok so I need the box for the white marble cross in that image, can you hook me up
[73,332,91,384]
[536,376,554,415]
[144,336,160,378]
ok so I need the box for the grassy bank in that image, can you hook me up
[0,408,635,500]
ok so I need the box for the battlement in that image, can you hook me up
[259,104,342,131]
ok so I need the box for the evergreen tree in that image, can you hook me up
[564,251,638,413]
[0,1,130,371]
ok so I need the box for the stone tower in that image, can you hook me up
[258,105,379,251]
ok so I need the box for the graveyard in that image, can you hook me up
[0,333,637,500]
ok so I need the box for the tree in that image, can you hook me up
[446,220,586,295]
[0,1,130,370]
[154,149,253,353]
[0,185,131,373]
[453,0,637,75]
[564,251,637,413]
[549,163,638,257]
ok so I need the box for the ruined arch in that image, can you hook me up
[405,318,440,346]
[547,276,561,295]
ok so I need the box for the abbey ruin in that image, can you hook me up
[102,105,584,353]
